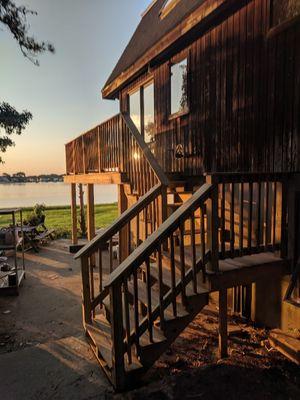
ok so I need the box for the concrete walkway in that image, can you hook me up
[0,241,112,400]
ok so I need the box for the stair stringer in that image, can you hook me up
[138,292,209,369]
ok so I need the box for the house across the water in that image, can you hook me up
[64,0,300,390]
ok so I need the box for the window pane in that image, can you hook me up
[129,90,141,132]
[272,0,300,27]
[144,83,155,143]
[171,59,188,115]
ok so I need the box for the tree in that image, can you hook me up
[0,0,54,162]
[0,102,32,163]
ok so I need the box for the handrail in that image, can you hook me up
[105,183,214,287]
[75,183,163,259]
[121,113,169,187]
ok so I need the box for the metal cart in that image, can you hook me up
[0,208,25,295]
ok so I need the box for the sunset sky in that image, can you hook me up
[0,0,150,175]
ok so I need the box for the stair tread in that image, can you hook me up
[148,260,207,294]
[86,315,113,368]
[102,287,167,347]
[86,314,143,372]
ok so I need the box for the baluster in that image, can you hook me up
[89,255,95,318]
[157,246,165,330]
[81,255,92,325]
[239,182,244,255]
[127,221,131,257]
[190,213,197,294]
[170,233,177,317]
[280,180,288,258]
[256,182,262,251]
[230,183,235,257]
[136,213,140,248]
[248,182,253,252]
[145,258,153,342]
[265,180,270,249]
[110,282,126,389]
[133,270,140,353]
[272,182,277,248]
[98,248,103,298]
[200,207,206,272]
[123,279,132,364]
[179,222,187,304]
[144,207,148,240]
[109,238,113,273]
[221,183,226,257]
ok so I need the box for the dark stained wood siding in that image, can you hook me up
[120,0,300,176]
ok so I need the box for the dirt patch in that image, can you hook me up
[115,308,300,400]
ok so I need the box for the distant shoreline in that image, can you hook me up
[0,181,64,184]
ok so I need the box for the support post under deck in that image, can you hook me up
[71,183,78,245]
[219,288,228,358]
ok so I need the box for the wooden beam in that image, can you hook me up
[87,184,95,241]
[71,183,78,245]
[64,172,127,185]
[219,288,228,358]
[118,184,128,263]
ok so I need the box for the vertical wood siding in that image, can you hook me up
[120,0,300,175]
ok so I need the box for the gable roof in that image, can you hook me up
[102,0,205,98]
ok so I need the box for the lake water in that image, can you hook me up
[0,183,118,208]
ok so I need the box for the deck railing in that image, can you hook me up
[65,114,122,175]
[65,113,168,196]
[209,173,289,260]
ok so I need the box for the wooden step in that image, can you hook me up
[269,329,300,365]
[85,314,113,369]
[86,313,143,372]
[128,278,188,318]
[102,287,167,348]
[146,259,208,295]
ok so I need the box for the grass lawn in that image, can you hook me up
[0,203,118,238]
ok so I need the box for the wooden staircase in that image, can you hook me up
[73,115,291,390]
[85,262,209,387]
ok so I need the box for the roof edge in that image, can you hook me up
[102,0,236,99]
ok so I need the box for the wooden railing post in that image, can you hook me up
[80,255,92,326]
[205,174,219,272]
[71,183,78,245]
[110,282,126,390]
[280,179,288,259]
[97,126,101,173]
[72,141,76,174]
[158,185,168,226]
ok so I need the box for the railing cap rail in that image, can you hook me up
[65,113,121,147]
[105,183,213,288]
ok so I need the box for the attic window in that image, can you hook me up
[160,0,180,19]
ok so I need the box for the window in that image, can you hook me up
[128,81,155,143]
[271,0,300,27]
[144,83,155,143]
[170,58,188,116]
[129,90,141,133]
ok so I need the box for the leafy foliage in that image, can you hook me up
[0,102,32,162]
[0,0,55,65]
[0,0,55,162]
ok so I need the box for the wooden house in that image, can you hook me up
[64,0,300,390]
